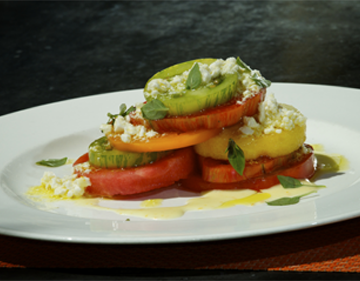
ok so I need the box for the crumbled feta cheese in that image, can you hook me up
[40,171,90,198]
[73,162,91,174]
[198,63,212,84]
[239,71,261,100]
[100,123,112,135]
[124,123,137,135]
[113,115,127,133]
[245,116,260,129]
[100,103,159,143]
[137,126,146,138]
[239,93,306,136]
[114,115,158,143]
[239,126,254,135]
[209,59,223,78]
[121,133,131,143]
[302,144,312,154]
[145,130,158,138]
[146,79,171,97]
[221,57,239,75]
[127,102,147,122]
[143,57,266,102]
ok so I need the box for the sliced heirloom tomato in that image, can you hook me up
[141,89,265,133]
[73,153,89,166]
[107,127,222,152]
[88,136,172,169]
[143,58,239,116]
[73,147,196,196]
[180,144,316,192]
[199,146,302,183]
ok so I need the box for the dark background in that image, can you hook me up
[1,1,360,280]
[1,1,360,117]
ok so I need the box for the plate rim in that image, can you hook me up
[1,82,360,244]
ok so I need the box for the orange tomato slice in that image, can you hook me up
[107,127,222,152]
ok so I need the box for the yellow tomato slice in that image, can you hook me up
[107,128,222,152]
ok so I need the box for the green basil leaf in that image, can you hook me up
[277,175,303,189]
[36,157,68,167]
[107,104,136,123]
[252,77,272,88]
[236,57,271,88]
[141,99,169,120]
[277,175,326,189]
[251,72,271,88]
[186,63,202,90]
[226,138,245,176]
[124,105,136,116]
[119,103,127,116]
[266,191,316,206]
[107,112,117,122]
[236,57,252,73]
[266,196,301,206]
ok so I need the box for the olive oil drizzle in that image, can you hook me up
[312,144,349,180]
[26,144,348,220]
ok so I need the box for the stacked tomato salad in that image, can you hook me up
[73,57,316,197]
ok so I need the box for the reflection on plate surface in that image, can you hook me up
[0,83,359,244]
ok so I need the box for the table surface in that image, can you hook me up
[1,1,360,280]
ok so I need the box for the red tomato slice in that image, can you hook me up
[200,148,301,183]
[73,147,196,196]
[180,145,316,192]
[73,153,89,166]
[138,89,265,133]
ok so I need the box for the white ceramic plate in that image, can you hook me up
[1,83,360,244]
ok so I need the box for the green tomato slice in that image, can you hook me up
[88,136,172,169]
[144,58,239,116]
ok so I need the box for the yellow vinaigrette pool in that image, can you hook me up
[26,144,348,220]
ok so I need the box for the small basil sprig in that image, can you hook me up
[266,191,316,206]
[186,63,202,90]
[277,175,326,189]
[107,103,136,124]
[141,99,169,120]
[236,57,252,73]
[226,138,245,176]
[120,103,136,116]
[36,157,68,167]
[236,56,271,88]
[266,176,325,206]
[252,72,271,88]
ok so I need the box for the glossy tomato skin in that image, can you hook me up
[107,127,222,153]
[180,145,316,192]
[73,147,196,196]
[73,153,89,166]
[200,147,304,183]
[141,89,265,133]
